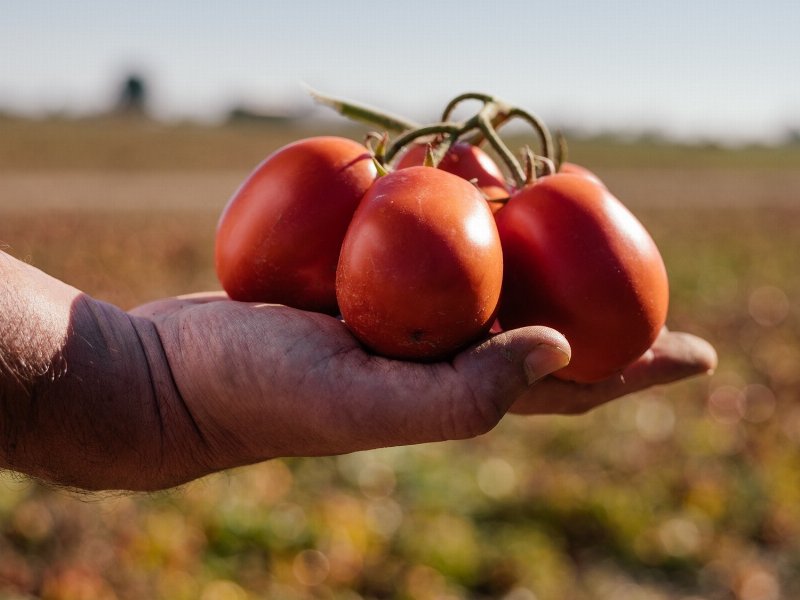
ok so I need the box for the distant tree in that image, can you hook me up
[784,128,800,146]
[116,73,149,116]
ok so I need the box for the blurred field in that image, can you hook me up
[1,117,799,599]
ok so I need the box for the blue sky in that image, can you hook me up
[2,0,798,142]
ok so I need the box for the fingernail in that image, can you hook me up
[524,344,571,385]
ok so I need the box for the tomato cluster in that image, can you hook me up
[215,137,502,361]
[215,92,669,382]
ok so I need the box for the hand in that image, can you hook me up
[508,327,717,415]
[131,294,717,480]
[0,252,717,492]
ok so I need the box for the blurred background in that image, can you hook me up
[1,1,798,599]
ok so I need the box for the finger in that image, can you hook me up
[340,326,572,447]
[622,330,717,389]
[452,326,572,418]
[509,330,717,415]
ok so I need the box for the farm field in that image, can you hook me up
[1,116,799,599]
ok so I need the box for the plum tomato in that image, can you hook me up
[336,166,503,360]
[394,141,510,201]
[215,136,377,314]
[495,174,669,382]
[558,161,605,186]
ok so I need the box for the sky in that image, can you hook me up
[1,0,799,143]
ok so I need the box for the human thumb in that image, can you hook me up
[326,325,572,449]
[450,326,571,430]
[522,340,574,385]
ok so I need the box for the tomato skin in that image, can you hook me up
[487,199,508,215]
[558,161,604,186]
[215,136,377,314]
[337,166,503,360]
[495,174,669,382]
[394,142,510,201]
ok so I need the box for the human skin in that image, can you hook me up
[0,251,716,492]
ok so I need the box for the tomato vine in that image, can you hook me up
[309,88,560,189]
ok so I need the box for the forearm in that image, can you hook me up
[0,251,205,490]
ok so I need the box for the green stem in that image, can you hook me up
[535,155,556,177]
[371,157,390,177]
[306,86,419,132]
[441,92,496,122]
[384,123,463,164]
[522,146,536,184]
[442,93,516,147]
[477,112,526,189]
[309,87,556,188]
[555,130,568,171]
[462,109,513,147]
[364,131,389,164]
[428,130,461,167]
[506,107,555,163]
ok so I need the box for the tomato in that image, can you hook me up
[215,136,377,314]
[558,161,605,186]
[337,166,503,360]
[495,174,669,382]
[487,198,508,215]
[394,142,510,201]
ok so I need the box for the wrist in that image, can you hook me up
[0,252,206,490]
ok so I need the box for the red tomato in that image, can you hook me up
[337,166,503,360]
[215,136,377,314]
[495,174,669,382]
[558,161,604,186]
[487,198,508,215]
[394,142,510,201]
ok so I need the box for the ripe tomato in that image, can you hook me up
[558,161,604,186]
[215,136,377,314]
[394,142,510,201]
[495,174,669,382]
[337,166,503,360]
[486,199,508,215]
